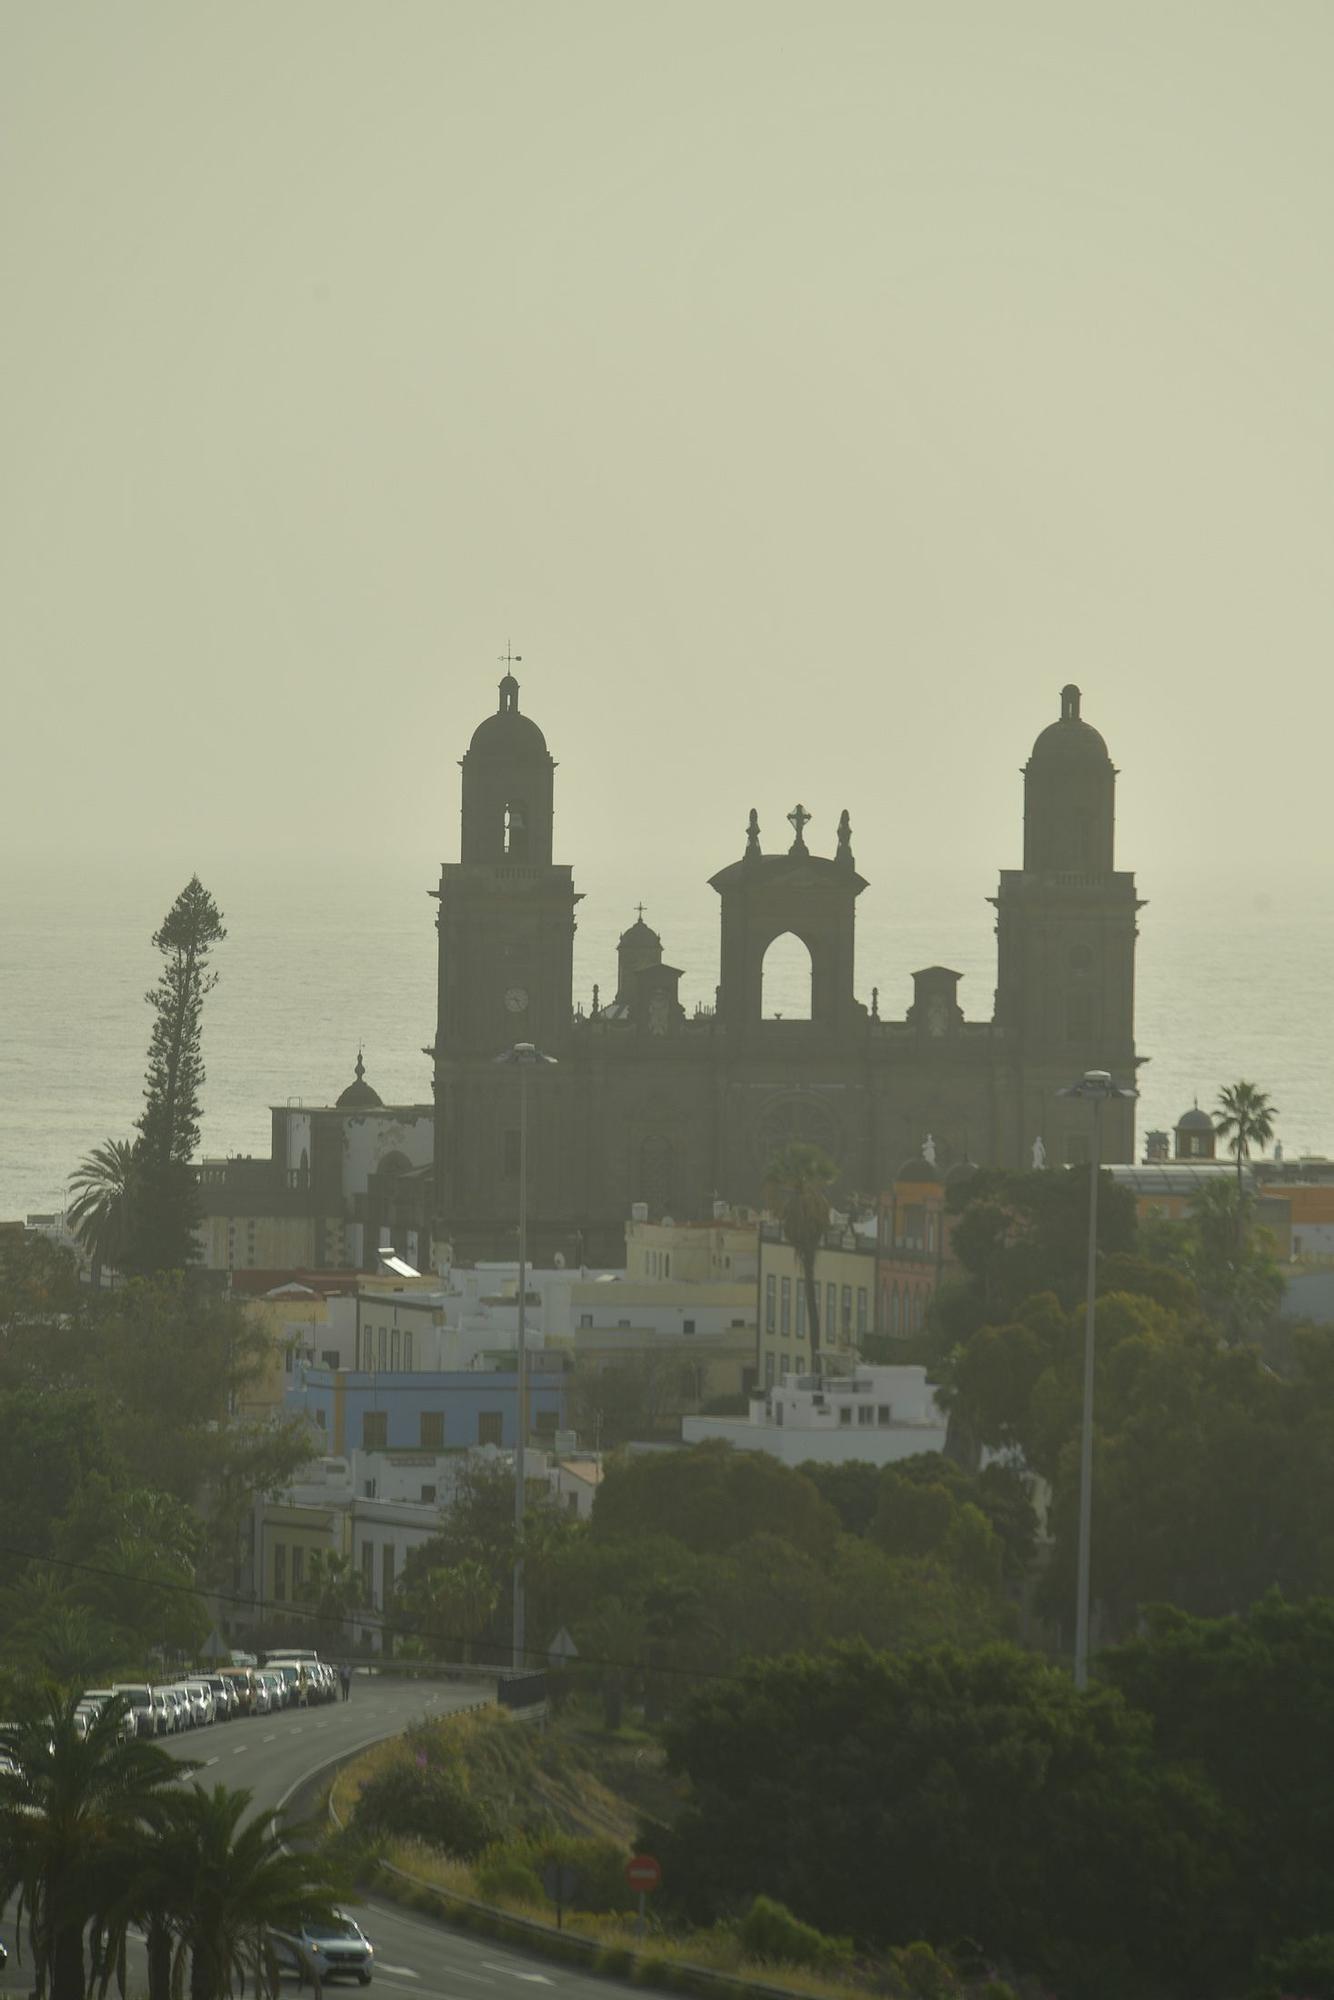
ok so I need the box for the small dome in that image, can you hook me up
[337,1052,383,1109]
[1028,684,1111,768]
[619,916,662,948]
[1177,1105,1214,1132]
[896,1154,944,1185]
[468,675,549,758]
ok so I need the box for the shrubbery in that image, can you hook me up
[353,1755,493,1858]
[737,1897,852,1972]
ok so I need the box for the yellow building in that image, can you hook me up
[623,1209,760,1284]
[757,1223,876,1387]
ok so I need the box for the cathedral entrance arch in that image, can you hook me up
[760,931,813,1020]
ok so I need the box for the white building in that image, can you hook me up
[682,1365,949,1467]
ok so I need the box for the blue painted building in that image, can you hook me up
[285,1366,568,1457]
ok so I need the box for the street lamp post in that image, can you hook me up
[1056,1068,1138,1691]
[494,1041,557,1672]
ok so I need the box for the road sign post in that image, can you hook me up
[625,1855,661,1942]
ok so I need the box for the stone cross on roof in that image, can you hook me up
[787,803,811,849]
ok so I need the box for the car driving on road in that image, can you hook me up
[270,1913,374,1985]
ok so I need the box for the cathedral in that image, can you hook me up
[427,675,1141,1266]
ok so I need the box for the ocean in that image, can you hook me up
[3,857,1330,1223]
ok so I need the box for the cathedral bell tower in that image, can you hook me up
[992,685,1140,1165]
[431,674,578,1240]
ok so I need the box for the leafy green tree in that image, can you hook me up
[763,1142,838,1361]
[654,1641,1228,1997]
[124,877,226,1275]
[591,1440,839,1560]
[400,1559,498,1663]
[67,1138,137,1283]
[1214,1079,1279,1206]
[944,1166,1138,1333]
[1105,1595,1334,1970]
[0,1690,184,2000]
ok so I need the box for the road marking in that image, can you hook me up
[263,1733,277,1743]
[232,1745,249,1755]
[375,1965,420,1979]
[481,1966,552,1985]
[205,1756,219,1767]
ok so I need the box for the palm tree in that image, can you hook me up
[67,1138,137,1283]
[301,1549,366,1654]
[402,1560,498,1664]
[0,1687,184,2000]
[114,1783,343,2000]
[763,1141,838,1364]
[1213,1082,1279,1205]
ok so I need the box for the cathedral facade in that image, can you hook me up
[429,676,1141,1265]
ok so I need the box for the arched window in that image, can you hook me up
[889,1286,900,1334]
[503,801,529,859]
[761,932,813,1020]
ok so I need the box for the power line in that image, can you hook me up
[0,1541,755,1688]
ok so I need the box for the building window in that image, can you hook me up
[841,1285,853,1334]
[420,1484,437,1504]
[765,1273,777,1333]
[403,1330,413,1370]
[361,1540,374,1601]
[377,1327,388,1370]
[420,1411,444,1450]
[381,1543,395,1604]
[858,1404,874,1426]
[780,1276,791,1335]
[580,1312,593,1328]
[683,1318,696,1334]
[838,1406,853,1426]
[878,1404,892,1425]
[291,1546,305,1594]
[273,1543,287,1602]
[363,1410,388,1450]
[764,1353,775,1388]
[503,1129,521,1178]
[796,1286,806,1338]
[315,1407,326,1430]
[781,1353,790,1374]
[826,1282,836,1334]
[391,1327,402,1371]
[478,1410,503,1447]
[857,1287,868,1335]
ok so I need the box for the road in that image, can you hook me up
[0,1679,646,2000]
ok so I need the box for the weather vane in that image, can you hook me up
[499,640,522,672]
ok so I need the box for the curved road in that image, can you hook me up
[1,1679,643,2000]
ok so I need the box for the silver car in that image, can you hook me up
[270,1914,374,1986]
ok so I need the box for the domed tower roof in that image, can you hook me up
[459,672,556,865]
[1174,1101,1216,1160]
[1022,685,1117,875]
[616,908,664,1004]
[896,1154,944,1185]
[1176,1104,1214,1133]
[467,674,549,758]
[336,1051,383,1109]
[1028,684,1112,769]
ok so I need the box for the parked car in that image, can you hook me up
[260,1671,286,1710]
[200,1675,235,1720]
[0,1931,8,1974]
[181,1681,214,1727]
[158,1689,187,1733]
[270,1913,374,1986]
[111,1685,159,1739]
[220,1667,255,1716]
[149,1689,172,1736]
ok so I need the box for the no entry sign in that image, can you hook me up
[626,1854,662,1893]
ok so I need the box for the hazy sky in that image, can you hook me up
[4,3,1332,889]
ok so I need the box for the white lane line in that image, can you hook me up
[263,1733,277,1743]
[375,1965,420,1979]
[232,1745,249,1755]
[205,1756,219,1767]
[481,1967,552,1985]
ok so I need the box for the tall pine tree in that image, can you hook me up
[124,877,226,1274]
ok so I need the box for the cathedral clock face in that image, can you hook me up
[504,985,530,1015]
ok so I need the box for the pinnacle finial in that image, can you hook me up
[354,1048,365,1084]
[787,803,811,851]
[745,808,761,858]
